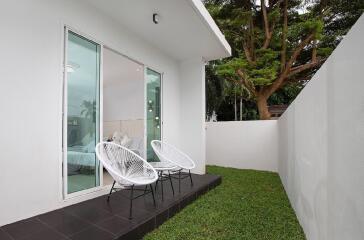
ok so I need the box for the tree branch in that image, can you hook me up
[242,16,256,64]
[312,40,317,63]
[286,33,315,71]
[249,16,256,61]
[280,0,288,72]
[263,33,316,97]
[243,42,254,64]
[261,0,272,49]
[236,69,257,96]
[288,58,326,77]
[270,0,284,9]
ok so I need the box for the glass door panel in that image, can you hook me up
[65,31,101,194]
[146,68,161,161]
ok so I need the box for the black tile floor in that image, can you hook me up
[0,174,221,240]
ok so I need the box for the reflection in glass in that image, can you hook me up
[146,69,161,161]
[66,31,100,194]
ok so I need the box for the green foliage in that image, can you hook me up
[317,47,333,57]
[206,64,226,117]
[217,49,280,87]
[144,166,305,240]
[268,7,280,23]
[204,0,363,120]
[268,82,304,105]
[216,58,246,80]
[252,49,280,86]
[288,19,324,41]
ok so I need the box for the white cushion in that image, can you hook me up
[83,140,95,153]
[112,131,123,144]
[120,134,132,148]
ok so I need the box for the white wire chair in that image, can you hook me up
[151,140,196,193]
[95,142,158,219]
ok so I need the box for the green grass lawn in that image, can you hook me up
[144,166,305,240]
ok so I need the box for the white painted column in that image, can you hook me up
[178,58,206,174]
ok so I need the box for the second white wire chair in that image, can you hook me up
[151,140,196,193]
[95,142,158,219]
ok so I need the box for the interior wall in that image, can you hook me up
[278,15,364,240]
[0,0,181,226]
[103,85,144,122]
[206,121,278,172]
[103,48,144,123]
[179,58,206,174]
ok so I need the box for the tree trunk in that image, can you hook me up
[281,0,288,72]
[239,97,243,121]
[234,93,237,121]
[257,95,271,120]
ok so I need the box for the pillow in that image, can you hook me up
[83,140,95,153]
[129,137,142,150]
[112,131,123,145]
[120,134,132,148]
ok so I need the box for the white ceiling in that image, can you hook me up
[103,47,144,88]
[81,0,231,61]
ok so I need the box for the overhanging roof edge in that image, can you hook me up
[186,0,232,60]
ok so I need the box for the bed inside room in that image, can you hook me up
[102,47,145,186]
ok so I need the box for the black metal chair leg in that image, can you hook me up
[144,185,148,194]
[189,170,193,187]
[178,170,181,193]
[129,185,134,220]
[161,171,164,201]
[155,179,158,192]
[168,171,175,195]
[155,171,162,192]
[107,181,116,202]
[150,184,156,207]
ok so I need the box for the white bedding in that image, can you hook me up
[67,136,144,170]
[67,151,96,167]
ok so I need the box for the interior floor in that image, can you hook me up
[67,169,114,194]
[103,169,114,186]
[68,174,97,194]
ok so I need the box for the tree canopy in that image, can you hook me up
[205,0,363,120]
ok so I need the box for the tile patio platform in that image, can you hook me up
[0,174,221,240]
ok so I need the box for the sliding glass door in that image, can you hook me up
[64,30,101,195]
[146,68,162,161]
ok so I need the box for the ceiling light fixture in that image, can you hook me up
[66,62,80,73]
[153,13,159,24]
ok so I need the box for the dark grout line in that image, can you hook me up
[0,227,15,240]
[34,217,72,240]
[67,218,117,238]
[86,216,120,237]
[34,207,113,239]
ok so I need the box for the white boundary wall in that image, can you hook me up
[278,15,364,240]
[206,121,278,172]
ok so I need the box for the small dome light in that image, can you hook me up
[153,13,159,24]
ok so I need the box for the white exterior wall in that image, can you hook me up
[278,15,364,240]
[206,121,278,172]
[179,59,206,174]
[0,0,185,226]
